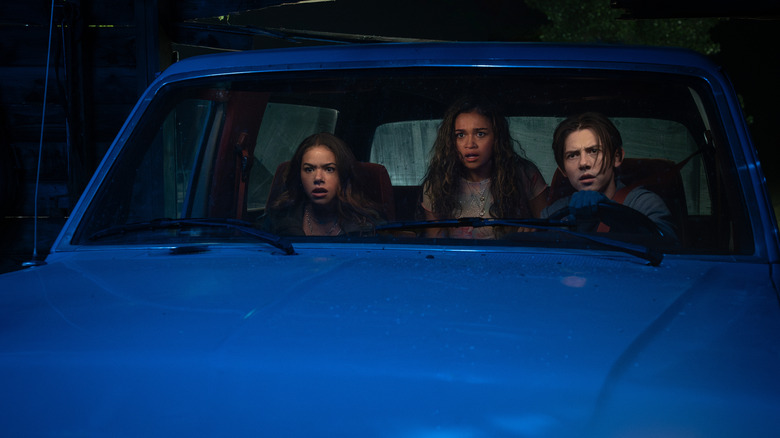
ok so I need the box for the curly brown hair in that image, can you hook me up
[422,94,539,219]
[271,132,381,226]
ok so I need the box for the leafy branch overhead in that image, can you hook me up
[525,0,722,55]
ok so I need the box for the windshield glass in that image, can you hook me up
[73,67,751,255]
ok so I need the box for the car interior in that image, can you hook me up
[72,67,754,255]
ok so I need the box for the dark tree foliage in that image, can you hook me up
[525,0,722,54]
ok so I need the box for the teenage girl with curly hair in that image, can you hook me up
[421,95,548,238]
[263,132,382,236]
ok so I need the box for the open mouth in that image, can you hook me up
[464,154,480,163]
[578,174,596,186]
[311,188,328,198]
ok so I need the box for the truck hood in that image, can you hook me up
[1,246,779,437]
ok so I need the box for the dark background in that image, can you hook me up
[1,0,778,273]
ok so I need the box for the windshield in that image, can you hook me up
[72,67,752,255]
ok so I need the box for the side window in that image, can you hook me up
[507,117,563,183]
[247,103,338,211]
[370,120,438,186]
[159,98,217,219]
[130,97,220,221]
[73,96,219,239]
[613,118,709,216]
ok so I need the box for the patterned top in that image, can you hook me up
[421,161,547,239]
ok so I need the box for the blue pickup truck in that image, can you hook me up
[1,43,779,437]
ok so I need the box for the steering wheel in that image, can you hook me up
[548,201,664,237]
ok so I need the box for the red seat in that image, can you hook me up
[266,161,396,221]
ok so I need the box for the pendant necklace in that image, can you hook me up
[468,179,490,217]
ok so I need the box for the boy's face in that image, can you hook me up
[561,128,623,199]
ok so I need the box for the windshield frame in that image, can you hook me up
[52,44,767,259]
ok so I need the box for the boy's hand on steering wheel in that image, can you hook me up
[569,190,609,216]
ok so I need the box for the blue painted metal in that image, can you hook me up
[2,247,779,436]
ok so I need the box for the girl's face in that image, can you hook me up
[455,111,494,181]
[300,145,340,207]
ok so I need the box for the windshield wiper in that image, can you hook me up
[87,218,294,255]
[376,217,663,266]
[377,217,560,232]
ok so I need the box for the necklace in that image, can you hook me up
[466,179,490,217]
[304,205,341,236]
